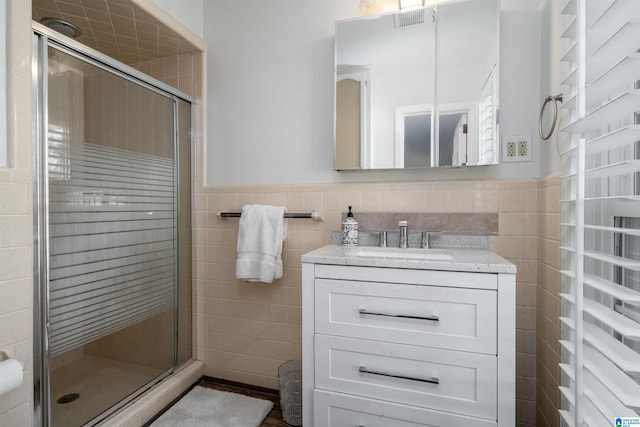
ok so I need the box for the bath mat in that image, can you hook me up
[151,385,273,427]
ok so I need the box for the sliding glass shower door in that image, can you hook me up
[34,28,192,427]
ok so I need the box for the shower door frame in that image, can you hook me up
[32,22,195,427]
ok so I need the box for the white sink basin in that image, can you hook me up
[348,246,453,261]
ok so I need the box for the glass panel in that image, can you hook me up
[46,46,176,426]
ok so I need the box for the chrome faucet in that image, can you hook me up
[421,231,431,249]
[379,231,388,247]
[398,220,408,248]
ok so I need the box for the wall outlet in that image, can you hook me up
[518,140,528,157]
[502,135,532,162]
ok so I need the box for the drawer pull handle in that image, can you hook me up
[359,366,440,385]
[359,308,439,322]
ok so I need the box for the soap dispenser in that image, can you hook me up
[342,206,359,246]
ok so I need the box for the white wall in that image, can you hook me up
[538,0,563,177]
[205,0,543,186]
[152,0,204,39]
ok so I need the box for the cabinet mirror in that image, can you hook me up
[334,0,499,170]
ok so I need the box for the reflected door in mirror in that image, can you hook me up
[336,68,370,169]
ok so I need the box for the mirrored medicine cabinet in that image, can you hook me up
[334,0,499,170]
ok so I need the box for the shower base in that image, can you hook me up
[51,355,164,426]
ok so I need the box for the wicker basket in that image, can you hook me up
[278,359,302,426]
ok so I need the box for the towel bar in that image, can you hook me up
[216,211,322,220]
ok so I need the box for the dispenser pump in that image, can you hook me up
[342,206,359,246]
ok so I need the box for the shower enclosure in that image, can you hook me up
[32,24,193,426]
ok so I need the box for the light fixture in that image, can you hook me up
[398,0,424,10]
[41,17,82,38]
[359,0,382,16]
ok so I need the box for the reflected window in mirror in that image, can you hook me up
[478,65,499,165]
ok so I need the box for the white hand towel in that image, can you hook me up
[235,204,288,283]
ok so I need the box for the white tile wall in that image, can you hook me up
[0,0,34,425]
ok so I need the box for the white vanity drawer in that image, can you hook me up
[315,334,497,420]
[314,390,497,427]
[315,279,497,354]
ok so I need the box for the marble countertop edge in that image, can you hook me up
[302,244,516,274]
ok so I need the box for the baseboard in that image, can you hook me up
[202,375,280,397]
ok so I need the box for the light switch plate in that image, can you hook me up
[502,135,532,162]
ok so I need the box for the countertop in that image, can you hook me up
[301,244,517,274]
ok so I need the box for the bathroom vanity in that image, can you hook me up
[301,245,516,426]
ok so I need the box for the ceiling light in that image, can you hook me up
[41,18,82,38]
[359,0,382,16]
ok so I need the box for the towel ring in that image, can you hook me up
[539,94,563,140]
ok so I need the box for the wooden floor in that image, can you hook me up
[199,380,289,427]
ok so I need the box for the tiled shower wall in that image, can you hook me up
[133,52,203,101]
[193,179,545,426]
